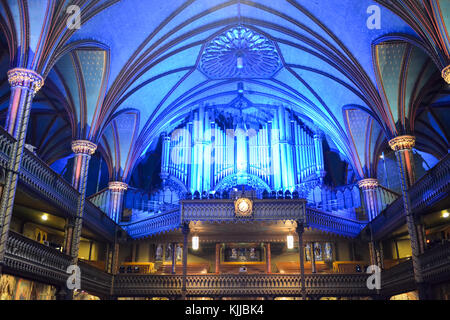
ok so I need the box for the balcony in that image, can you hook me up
[0,127,118,242]
[369,154,450,240]
[3,231,112,298]
[113,273,374,298]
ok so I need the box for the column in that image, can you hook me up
[181,222,189,300]
[388,135,426,299]
[0,69,44,272]
[266,243,271,274]
[63,219,75,255]
[70,140,97,263]
[296,223,306,300]
[311,242,316,273]
[215,243,220,274]
[108,181,128,223]
[313,131,326,182]
[172,242,177,274]
[358,178,383,268]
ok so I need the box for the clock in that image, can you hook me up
[234,198,253,217]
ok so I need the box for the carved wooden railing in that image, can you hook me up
[306,207,365,237]
[419,241,450,284]
[380,258,415,296]
[113,273,374,297]
[0,128,118,241]
[3,231,72,285]
[3,231,112,297]
[370,154,450,240]
[122,209,181,238]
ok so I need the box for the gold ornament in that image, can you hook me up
[357,178,379,190]
[7,68,44,94]
[442,65,450,84]
[388,135,415,151]
[71,140,97,155]
[234,198,253,217]
[108,181,128,192]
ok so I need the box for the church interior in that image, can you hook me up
[0,0,449,301]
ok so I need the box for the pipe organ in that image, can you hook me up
[161,105,326,194]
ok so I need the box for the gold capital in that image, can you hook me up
[108,181,128,192]
[357,178,379,190]
[388,135,415,151]
[442,65,450,84]
[7,68,44,94]
[71,140,97,155]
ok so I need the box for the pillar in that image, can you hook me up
[215,243,220,274]
[311,242,316,273]
[388,135,426,299]
[181,223,189,300]
[266,243,271,274]
[63,219,75,255]
[296,222,306,300]
[70,140,97,263]
[0,69,44,272]
[172,242,177,274]
[108,181,128,223]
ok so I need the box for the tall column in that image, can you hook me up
[215,243,220,274]
[172,242,177,274]
[313,131,326,182]
[181,223,189,300]
[388,135,426,299]
[70,140,97,263]
[0,69,44,272]
[358,178,383,268]
[108,181,128,223]
[296,223,306,300]
[311,242,316,273]
[266,243,271,274]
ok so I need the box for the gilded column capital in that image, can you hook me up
[357,178,379,190]
[71,140,97,155]
[7,68,44,94]
[108,181,128,192]
[442,64,450,84]
[388,135,415,152]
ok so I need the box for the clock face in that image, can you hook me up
[238,200,249,212]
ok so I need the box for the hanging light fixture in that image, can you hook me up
[192,235,199,250]
[287,234,294,249]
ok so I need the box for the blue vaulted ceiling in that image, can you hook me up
[0,0,449,184]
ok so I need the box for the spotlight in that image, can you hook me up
[442,210,449,219]
[41,214,48,221]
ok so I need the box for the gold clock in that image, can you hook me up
[234,198,253,217]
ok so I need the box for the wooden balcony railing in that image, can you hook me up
[113,273,374,297]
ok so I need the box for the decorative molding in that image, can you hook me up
[388,135,415,151]
[71,140,97,155]
[108,181,128,192]
[7,68,44,94]
[199,26,282,79]
[357,178,379,190]
[442,65,450,84]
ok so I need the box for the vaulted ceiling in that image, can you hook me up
[0,0,449,186]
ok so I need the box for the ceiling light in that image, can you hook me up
[442,210,449,219]
[41,214,48,221]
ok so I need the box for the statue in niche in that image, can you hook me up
[249,247,256,259]
[305,243,311,261]
[176,244,182,262]
[238,248,246,261]
[231,248,238,260]
[155,244,163,261]
[314,243,322,261]
[165,243,172,261]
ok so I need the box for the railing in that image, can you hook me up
[3,231,72,285]
[113,273,374,297]
[380,259,415,296]
[420,241,450,284]
[370,154,450,240]
[0,126,14,168]
[78,259,113,297]
[122,209,181,238]
[306,207,366,237]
